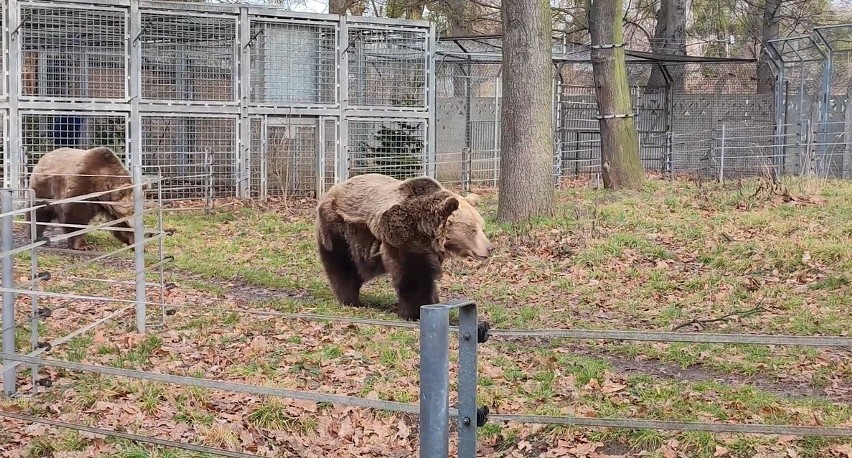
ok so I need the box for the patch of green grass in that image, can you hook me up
[556,353,611,386]
[26,437,57,457]
[246,398,297,431]
[111,335,162,369]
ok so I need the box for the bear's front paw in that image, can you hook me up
[396,305,421,322]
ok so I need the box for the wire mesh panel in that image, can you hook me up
[347,27,428,109]
[1,111,7,188]
[254,116,319,198]
[249,116,264,199]
[1,2,6,98]
[140,11,237,103]
[556,85,670,177]
[320,117,338,193]
[141,115,236,200]
[348,119,426,178]
[19,3,127,100]
[249,19,336,106]
[20,112,128,178]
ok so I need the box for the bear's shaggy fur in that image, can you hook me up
[27,146,140,251]
[316,173,493,320]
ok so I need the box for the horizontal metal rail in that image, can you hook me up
[0,306,135,374]
[1,353,422,415]
[3,286,850,348]
[490,414,852,438]
[0,181,153,219]
[490,328,852,347]
[0,410,262,458]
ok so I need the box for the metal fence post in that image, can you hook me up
[665,131,673,179]
[457,301,480,458]
[420,304,450,458]
[419,299,488,458]
[132,169,146,334]
[1,189,17,397]
[719,123,726,183]
[461,147,471,194]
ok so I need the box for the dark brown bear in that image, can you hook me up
[27,146,142,250]
[316,173,493,321]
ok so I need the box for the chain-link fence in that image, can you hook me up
[434,35,829,189]
[768,25,852,179]
[0,0,434,203]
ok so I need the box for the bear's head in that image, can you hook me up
[99,178,150,248]
[443,193,493,260]
[377,188,491,259]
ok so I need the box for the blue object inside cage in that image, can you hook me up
[52,116,83,147]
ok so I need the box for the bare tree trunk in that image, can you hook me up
[496,0,555,223]
[757,0,782,95]
[329,0,346,14]
[387,0,426,19]
[646,0,690,94]
[844,77,852,179]
[329,0,366,15]
[588,0,644,190]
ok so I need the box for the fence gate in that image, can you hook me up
[250,115,337,199]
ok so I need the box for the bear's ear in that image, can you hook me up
[437,195,459,220]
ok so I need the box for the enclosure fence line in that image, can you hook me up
[0,169,169,392]
[3,268,852,457]
[0,410,263,458]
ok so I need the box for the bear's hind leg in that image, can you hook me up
[27,203,55,242]
[61,203,97,250]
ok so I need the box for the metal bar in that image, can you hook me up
[8,0,21,190]
[25,0,131,8]
[419,304,450,458]
[719,124,726,183]
[1,353,421,415]
[17,101,133,112]
[21,190,41,393]
[1,190,16,396]
[246,106,341,116]
[344,109,430,119]
[0,184,140,219]
[814,29,833,176]
[490,413,852,438]
[456,302,479,458]
[132,167,146,334]
[238,6,251,199]
[489,329,852,347]
[461,147,470,193]
[426,22,437,179]
[338,15,350,182]
[2,211,143,258]
[0,306,134,375]
[0,410,262,458]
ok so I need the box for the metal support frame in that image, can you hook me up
[764,45,787,176]
[238,7,251,199]
[426,22,437,179]
[7,0,21,191]
[1,189,15,396]
[132,170,146,334]
[419,299,488,458]
[337,15,350,182]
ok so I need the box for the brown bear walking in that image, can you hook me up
[315,173,493,321]
[27,146,141,251]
